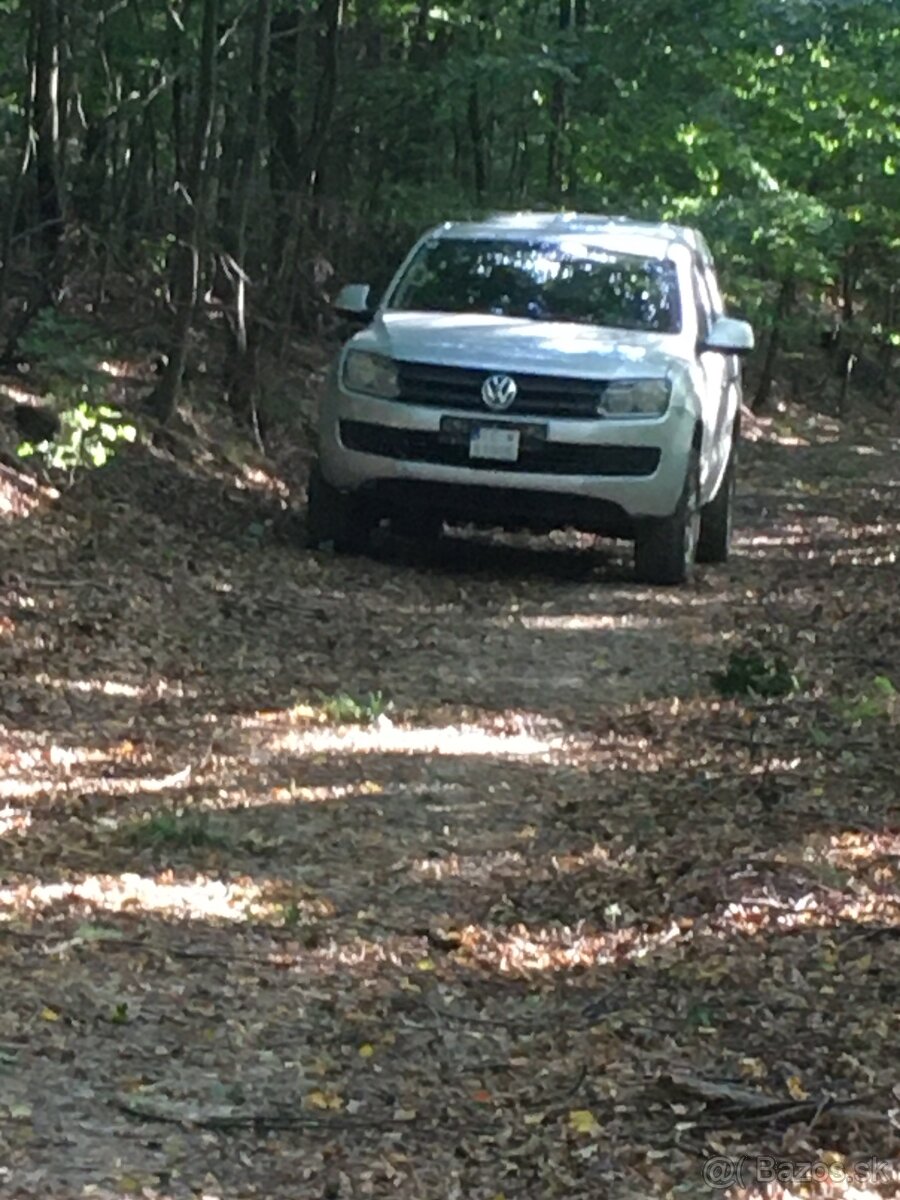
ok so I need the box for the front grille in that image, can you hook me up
[340,421,660,477]
[395,361,608,418]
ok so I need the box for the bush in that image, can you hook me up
[711,648,800,699]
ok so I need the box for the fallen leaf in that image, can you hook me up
[568,1109,601,1134]
[786,1075,810,1101]
[305,1089,343,1111]
[740,1057,767,1080]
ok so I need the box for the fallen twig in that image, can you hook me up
[114,1095,501,1134]
[426,1000,538,1031]
[666,1071,887,1127]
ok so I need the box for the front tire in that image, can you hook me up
[696,440,737,565]
[633,453,700,586]
[305,461,371,554]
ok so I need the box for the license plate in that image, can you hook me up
[469,427,520,462]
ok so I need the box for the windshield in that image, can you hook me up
[388,238,682,334]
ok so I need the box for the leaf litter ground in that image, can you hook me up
[0,404,899,1199]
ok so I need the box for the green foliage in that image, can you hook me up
[4,0,899,409]
[18,309,110,380]
[711,648,800,699]
[14,310,136,471]
[128,809,230,851]
[687,1003,716,1029]
[74,922,125,943]
[17,395,137,471]
[314,689,388,725]
[837,674,897,723]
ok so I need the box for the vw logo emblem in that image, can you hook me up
[481,374,518,411]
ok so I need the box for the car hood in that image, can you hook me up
[350,312,691,379]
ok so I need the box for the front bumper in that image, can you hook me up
[318,384,696,522]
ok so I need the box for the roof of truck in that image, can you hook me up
[433,211,709,260]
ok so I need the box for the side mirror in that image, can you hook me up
[334,283,374,321]
[701,316,754,356]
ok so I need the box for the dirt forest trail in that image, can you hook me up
[0,404,899,1199]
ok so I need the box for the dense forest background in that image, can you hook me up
[0,0,897,433]
[2,7,900,1193]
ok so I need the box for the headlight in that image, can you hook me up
[598,379,670,417]
[342,351,399,399]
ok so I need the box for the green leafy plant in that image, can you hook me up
[109,1002,130,1025]
[18,309,109,380]
[687,1003,716,1029]
[314,689,388,724]
[18,394,137,471]
[837,675,897,723]
[15,310,136,473]
[128,809,230,851]
[711,648,800,699]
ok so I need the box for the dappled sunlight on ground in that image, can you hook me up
[450,885,900,976]
[517,611,660,631]
[0,762,194,801]
[0,466,54,520]
[0,406,898,1196]
[714,888,900,936]
[238,462,292,499]
[257,715,577,762]
[457,917,686,974]
[34,672,194,699]
[737,527,815,550]
[800,829,900,880]
[0,804,32,836]
[409,847,531,883]
[0,872,267,923]
[823,543,898,566]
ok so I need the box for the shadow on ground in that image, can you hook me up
[1,409,899,1197]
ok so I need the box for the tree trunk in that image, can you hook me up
[224,0,272,425]
[752,276,793,412]
[467,84,486,201]
[877,281,895,399]
[2,0,63,360]
[0,4,38,339]
[302,0,344,210]
[147,0,219,423]
[547,0,573,197]
[274,0,343,343]
[33,0,63,263]
[266,7,301,200]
